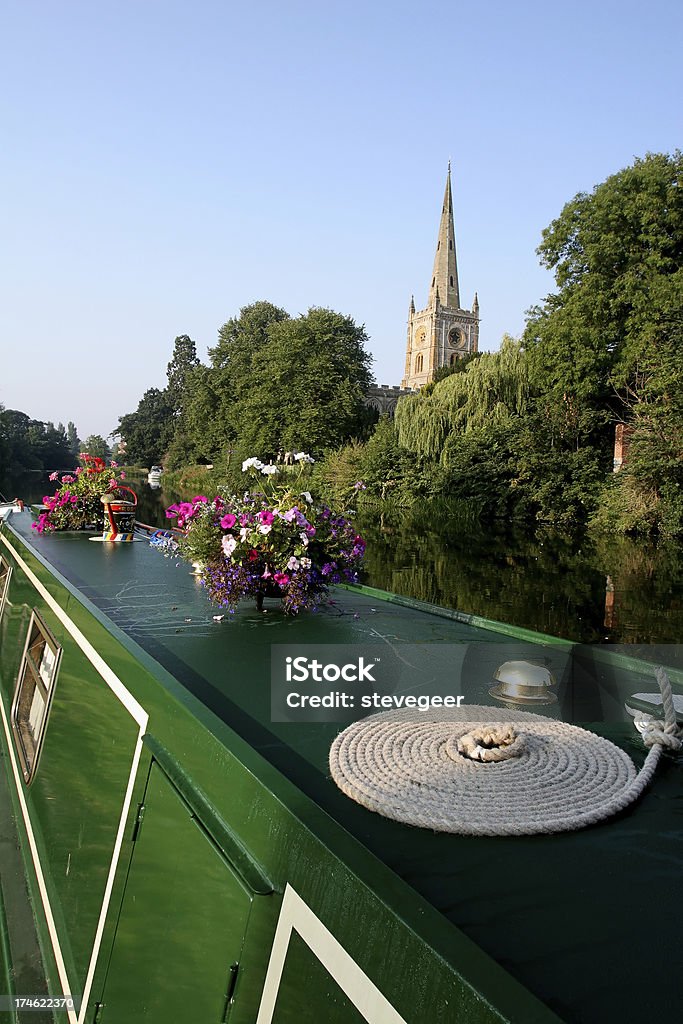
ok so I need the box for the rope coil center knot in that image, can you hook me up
[456,725,526,762]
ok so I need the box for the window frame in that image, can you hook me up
[11,609,62,785]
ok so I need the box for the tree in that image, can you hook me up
[114,388,175,467]
[166,335,200,418]
[80,435,111,460]
[209,301,290,373]
[67,422,80,457]
[524,151,683,532]
[0,410,74,484]
[394,336,529,458]
[236,307,374,454]
[525,151,683,450]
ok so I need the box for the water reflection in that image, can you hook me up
[10,472,683,644]
[354,508,683,644]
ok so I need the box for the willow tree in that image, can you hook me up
[394,336,529,458]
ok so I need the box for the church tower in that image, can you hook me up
[401,165,479,389]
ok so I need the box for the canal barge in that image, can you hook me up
[0,506,681,1023]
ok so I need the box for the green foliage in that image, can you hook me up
[426,351,481,390]
[66,421,80,456]
[395,335,529,458]
[237,307,374,453]
[525,151,683,453]
[0,408,75,489]
[166,335,200,418]
[358,417,412,499]
[115,388,175,469]
[210,300,290,371]
[80,434,111,459]
[314,440,367,505]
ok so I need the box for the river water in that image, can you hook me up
[10,471,683,645]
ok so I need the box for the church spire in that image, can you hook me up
[429,164,460,309]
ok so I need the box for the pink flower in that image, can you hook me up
[258,510,275,525]
[222,536,238,558]
[49,472,59,481]
[119,471,126,479]
[61,475,75,484]
[220,513,237,530]
[193,495,208,504]
[110,461,119,467]
[274,572,290,587]
[109,479,117,488]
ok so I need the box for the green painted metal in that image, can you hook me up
[0,512,680,1024]
[98,762,256,1022]
[142,735,273,895]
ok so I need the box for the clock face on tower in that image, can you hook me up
[416,328,427,348]
[449,327,465,349]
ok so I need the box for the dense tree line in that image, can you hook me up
[0,408,115,494]
[113,307,375,469]
[0,410,77,492]
[114,152,682,538]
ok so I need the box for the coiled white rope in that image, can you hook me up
[329,667,681,836]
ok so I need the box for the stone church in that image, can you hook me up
[366,165,479,415]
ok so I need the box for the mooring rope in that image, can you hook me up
[329,667,681,836]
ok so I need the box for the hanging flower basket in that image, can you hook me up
[158,455,365,615]
[32,455,131,534]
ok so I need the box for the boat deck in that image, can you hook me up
[5,513,682,1023]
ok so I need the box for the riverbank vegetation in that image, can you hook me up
[17,151,675,539]
[0,409,113,495]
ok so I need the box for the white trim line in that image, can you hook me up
[0,696,79,1024]
[76,730,145,1024]
[256,885,408,1024]
[0,534,147,729]
[0,531,150,1019]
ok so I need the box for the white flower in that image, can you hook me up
[222,536,238,558]
[294,452,315,464]
[261,464,279,476]
[287,556,300,570]
[301,491,313,504]
[239,527,250,542]
[300,556,312,568]
[242,457,264,472]
[258,524,272,535]
[300,531,309,547]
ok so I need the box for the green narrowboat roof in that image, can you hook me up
[4,512,682,1024]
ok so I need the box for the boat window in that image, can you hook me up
[0,555,10,621]
[11,610,62,784]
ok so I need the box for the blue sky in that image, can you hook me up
[2,0,681,442]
